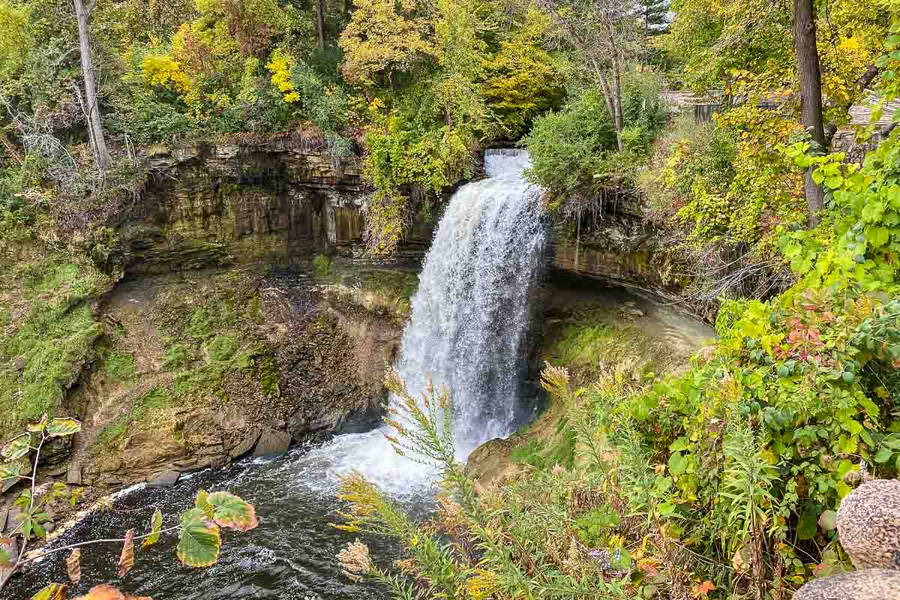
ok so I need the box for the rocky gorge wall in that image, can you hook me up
[1,139,691,537]
[124,138,432,275]
[549,190,692,302]
[127,139,684,299]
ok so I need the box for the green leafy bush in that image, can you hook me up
[524,74,669,201]
[573,505,621,547]
[312,253,333,277]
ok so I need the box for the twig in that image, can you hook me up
[20,525,182,565]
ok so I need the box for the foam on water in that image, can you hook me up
[298,150,547,495]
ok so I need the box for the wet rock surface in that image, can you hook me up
[252,429,292,458]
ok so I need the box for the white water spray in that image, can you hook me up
[298,150,547,494]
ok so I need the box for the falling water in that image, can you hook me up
[394,149,547,452]
[297,149,547,493]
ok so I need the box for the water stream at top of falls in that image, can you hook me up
[290,149,548,494]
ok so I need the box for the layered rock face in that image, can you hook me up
[123,141,369,273]
[550,191,691,301]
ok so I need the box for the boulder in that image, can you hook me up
[252,429,291,458]
[67,464,82,485]
[794,569,900,599]
[229,429,262,460]
[146,469,181,488]
[837,479,900,569]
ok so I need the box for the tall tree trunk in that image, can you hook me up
[602,11,625,152]
[793,0,825,226]
[73,0,109,171]
[612,56,624,151]
[315,0,326,51]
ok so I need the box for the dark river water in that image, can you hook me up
[6,445,414,600]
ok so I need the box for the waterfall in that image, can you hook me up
[298,150,547,493]
[394,149,547,454]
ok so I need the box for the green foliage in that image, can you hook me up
[639,112,806,252]
[573,505,621,547]
[0,257,108,438]
[524,74,668,201]
[523,86,616,198]
[312,253,332,277]
[1,415,81,550]
[481,8,565,138]
[103,351,136,382]
[363,108,478,253]
[176,507,222,567]
[780,127,900,293]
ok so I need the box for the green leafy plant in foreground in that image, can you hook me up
[334,368,628,600]
[0,415,258,599]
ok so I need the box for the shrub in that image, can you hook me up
[312,253,332,277]
[524,73,669,201]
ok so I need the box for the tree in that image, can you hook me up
[339,0,433,88]
[73,0,110,171]
[636,0,668,35]
[538,0,641,151]
[315,0,326,50]
[792,0,825,226]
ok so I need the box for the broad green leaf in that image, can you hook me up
[194,490,213,519]
[1,434,31,461]
[861,201,885,223]
[207,491,259,531]
[668,437,690,453]
[825,175,844,189]
[865,226,890,248]
[874,446,893,463]
[142,509,163,549]
[176,508,221,567]
[31,583,68,600]
[0,459,25,482]
[668,452,688,476]
[46,418,82,438]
